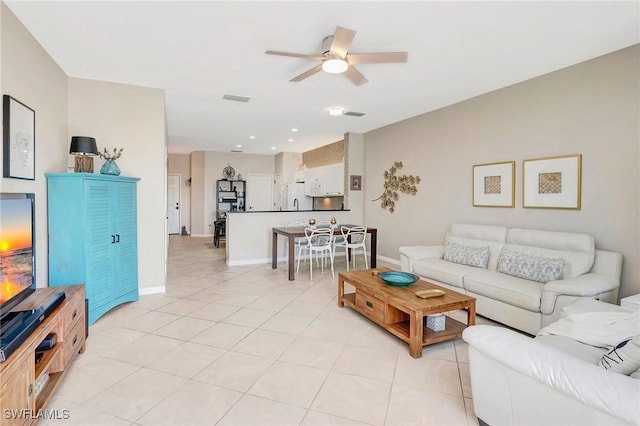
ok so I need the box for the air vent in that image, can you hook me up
[223,94,251,102]
[344,111,366,117]
[231,150,243,153]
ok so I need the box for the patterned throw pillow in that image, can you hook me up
[599,336,640,375]
[444,242,490,269]
[497,249,564,283]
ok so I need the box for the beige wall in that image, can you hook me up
[364,45,640,298]
[189,151,275,235]
[1,4,69,288]
[168,153,191,233]
[67,78,167,292]
[190,152,206,235]
[345,133,364,224]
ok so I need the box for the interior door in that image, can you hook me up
[245,174,273,211]
[167,174,180,234]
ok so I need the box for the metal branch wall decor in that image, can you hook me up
[372,161,421,213]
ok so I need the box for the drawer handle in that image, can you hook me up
[366,301,373,308]
[72,309,78,320]
[72,335,78,346]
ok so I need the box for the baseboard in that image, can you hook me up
[377,255,401,265]
[227,258,272,266]
[190,233,214,238]
[228,252,384,267]
[139,286,166,295]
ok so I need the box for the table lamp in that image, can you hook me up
[69,136,98,173]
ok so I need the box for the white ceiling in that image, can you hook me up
[6,1,639,155]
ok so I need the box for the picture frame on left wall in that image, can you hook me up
[3,95,35,180]
[472,161,515,207]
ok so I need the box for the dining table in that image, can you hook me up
[272,224,378,281]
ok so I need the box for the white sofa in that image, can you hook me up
[399,224,622,334]
[463,299,640,426]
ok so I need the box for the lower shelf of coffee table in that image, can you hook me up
[342,292,467,346]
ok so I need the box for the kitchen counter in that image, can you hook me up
[228,209,350,213]
[225,210,354,266]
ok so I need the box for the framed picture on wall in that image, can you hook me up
[350,175,362,191]
[523,154,582,209]
[3,95,35,180]
[472,161,515,207]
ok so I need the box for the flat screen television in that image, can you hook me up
[0,193,35,320]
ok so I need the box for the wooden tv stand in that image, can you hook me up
[0,285,86,425]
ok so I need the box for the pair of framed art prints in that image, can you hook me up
[472,154,582,209]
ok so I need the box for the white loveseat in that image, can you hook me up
[462,299,640,426]
[399,224,622,334]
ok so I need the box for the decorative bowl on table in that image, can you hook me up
[378,271,419,286]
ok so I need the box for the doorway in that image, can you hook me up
[167,174,181,234]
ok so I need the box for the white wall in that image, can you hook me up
[1,3,69,288]
[363,45,640,298]
[67,78,167,292]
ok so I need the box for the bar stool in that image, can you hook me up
[213,219,226,248]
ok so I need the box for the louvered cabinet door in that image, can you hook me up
[113,181,138,298]
[84,179,117,311]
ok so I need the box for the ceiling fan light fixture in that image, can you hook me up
[328,106,344,117]
[322,58,348,74]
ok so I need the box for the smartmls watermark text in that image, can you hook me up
[3,409,70,420]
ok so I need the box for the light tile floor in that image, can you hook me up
[44,235,500,426]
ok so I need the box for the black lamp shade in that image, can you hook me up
[69,136,98,155]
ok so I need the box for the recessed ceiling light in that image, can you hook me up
[271,147,276,150]
[236,144,242,148]
[328,106,344,117]
[288,139,294,142]
[291,128,298,132]
[249,135,255,139]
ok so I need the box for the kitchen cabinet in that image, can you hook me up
[46,173,140,325]
[304,164,344,196]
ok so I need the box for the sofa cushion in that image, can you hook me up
[599,336,640,375]
[445,235,504,271]
[444,241,490,269]
[448,224,507,271]
[497,248,565,283]
[506,228,595,278]
[464,269,544,312]
[413,258,474,289]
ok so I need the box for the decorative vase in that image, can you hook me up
[100,159,121,176]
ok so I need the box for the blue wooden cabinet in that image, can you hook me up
[46,173,140,325]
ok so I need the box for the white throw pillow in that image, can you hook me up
[599,336,640,375]
[497,248,564,283]
[443,241,490,269]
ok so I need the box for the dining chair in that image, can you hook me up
[297,227,334,280]
[333,226,368,271]
[286,222,309,270]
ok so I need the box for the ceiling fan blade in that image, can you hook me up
[265,50,324,61]
[346,52,408,65]
[343,66,368,86]
[329,26,356,59]
[290,64,323,82]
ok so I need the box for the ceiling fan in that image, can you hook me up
[265,26,408,86]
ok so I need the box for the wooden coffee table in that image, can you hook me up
[337,268,476,358]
